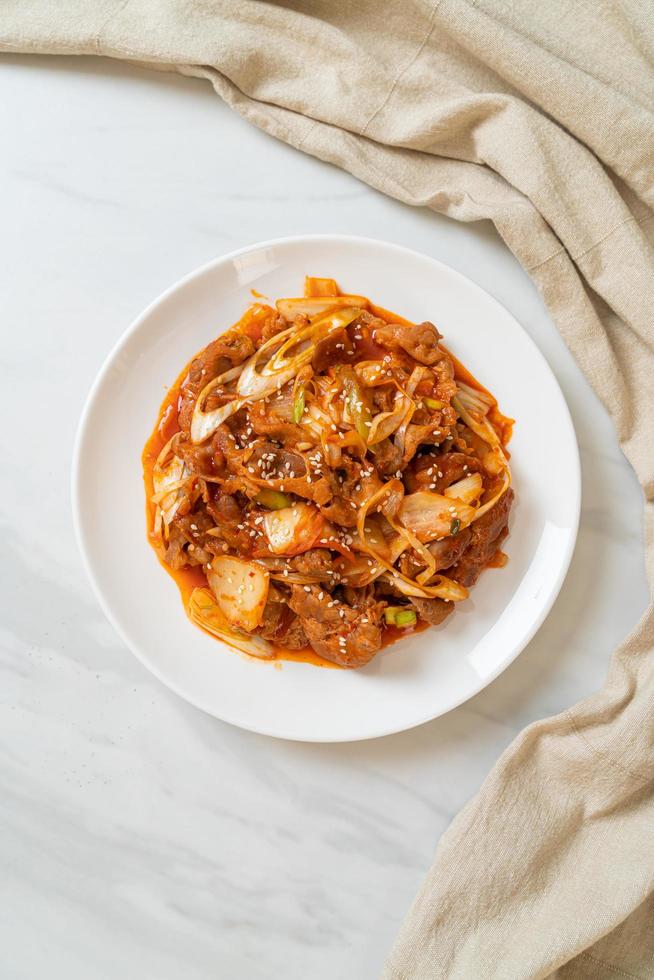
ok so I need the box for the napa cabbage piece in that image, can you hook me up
[188,588,274,658]
[398,492,476,543]
[263,502,334,556]
[206,556,270,632]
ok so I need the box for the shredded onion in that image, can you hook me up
[355,482,469,602]
[456,381,495,413]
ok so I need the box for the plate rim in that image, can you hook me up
[71,233,581,742]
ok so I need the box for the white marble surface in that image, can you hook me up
[1,55,649,980]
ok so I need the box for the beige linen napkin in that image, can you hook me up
[3,2,653,976]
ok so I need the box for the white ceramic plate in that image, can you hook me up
[73,235,580,742]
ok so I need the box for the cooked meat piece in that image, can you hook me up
[312,327,354,373]
[256,585,311,650]
[409,597,454,626]
[374,321,445,366]
[213,424,247,469]
[372,385,396,413]
[303,617,382,668]
[279,616,310,650]
[433,358,458,404]
[352,311,387,334]
[205,490,253,552]
[319,457,385,528]
[258,584,287,640]
[162,524,188,570]
[290,549,334,580]
[244,441,334,507]
[405,451,480,493]
[260,313,291,343]
[342,584,376,609]
[404,454,435,492]
[319,499,357,527]
[288,586,342,625]
[452,488,514,587]
[371,438,403,478]
[401,423,440,466]
[206,491,241,527]
[177,440,220,476]
[428,528,472,570]
[288,585,384,667]
[178,331,255,431]
[162,510,214,566]
[396,525,471,578]
[248,441,306,480]
[173,510,214,540]
[248,400,305,445]
[397,552,424,579]
[220,474,264,501]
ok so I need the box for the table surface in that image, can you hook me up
[1,54,649,980]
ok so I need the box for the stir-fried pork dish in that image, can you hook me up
[143,277,514,668]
